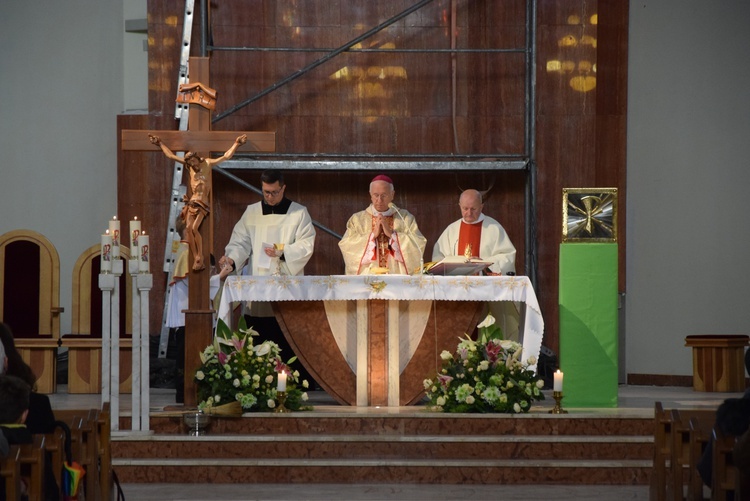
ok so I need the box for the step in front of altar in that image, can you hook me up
[111,413,653,485]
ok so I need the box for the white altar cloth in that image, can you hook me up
[219,274,545,370]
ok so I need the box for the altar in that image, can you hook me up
[218,274,544,406]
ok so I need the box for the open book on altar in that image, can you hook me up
[422,256,492,276]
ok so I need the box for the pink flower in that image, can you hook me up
[485,340,502,364]
[273,357,291,374]
[217,351,230,365]
[437,374,454,389]
[231,336,246,352]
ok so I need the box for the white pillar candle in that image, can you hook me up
[277,371,287,392]
[139,231,150,273]
[130,217,141,258]
[553,370,564,392]
[109,216,121,258]
[101,231,113,273]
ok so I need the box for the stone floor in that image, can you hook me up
[47,384,741,501]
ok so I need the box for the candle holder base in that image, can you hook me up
[275,391,291,413]
[549,391,568,414]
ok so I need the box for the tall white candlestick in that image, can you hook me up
[139,231,150,273]
[130,217,141,259]
[277,371,287,392]
[101,231,113,273]
[109,216,121,258]
[553,370,564,392]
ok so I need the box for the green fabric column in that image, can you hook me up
[559,243,618,407]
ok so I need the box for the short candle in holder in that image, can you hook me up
[277,371,287,392]
[553,370,564,392]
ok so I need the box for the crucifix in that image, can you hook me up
[121,57,276,406]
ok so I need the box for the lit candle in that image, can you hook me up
[553,370,564,392]
[109,216,121,259]
[277,371,287,392]
[139,231,150,273]
[101,230,113,273]
[130,217,141,259]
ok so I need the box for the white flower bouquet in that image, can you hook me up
[194,317,311,412]
[424,313,545,413]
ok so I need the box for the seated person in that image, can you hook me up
[339,174,426,275]
[432,189,516,275]
[697,348,750,491]
[0,373,32,501]
[0,323,55,434]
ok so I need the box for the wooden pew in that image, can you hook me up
[97,402,113,501]
[18,435,46,501]
[688,417,714,501]
[711,428,738,501]
[652,401,673,501]
[668,408,715,501]
[42,425,67,492]
[0,445,22,501]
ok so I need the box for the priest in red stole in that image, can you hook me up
[432,189,516,274]
[339,174,427,275]
[432,189,519,339]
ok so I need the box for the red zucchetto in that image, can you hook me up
[371,174,393,184]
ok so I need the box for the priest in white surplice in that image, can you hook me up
[433,189,520,339]
[219,170,316,283]
[218,169,316,382]
[338,174,427,275]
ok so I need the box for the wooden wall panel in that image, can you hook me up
[126,0,628,357]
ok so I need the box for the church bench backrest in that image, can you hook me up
[83,409,102,501]
[668,408,716,501]
[97,402,112,501]
[711,428,738,501]
[42,426,67,491]
[0,445,22,501]
[652,401,672,501]
[688,415,715,501]
[18,435,46,501]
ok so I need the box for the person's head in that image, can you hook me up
[459,189,484,223]
[260,170,286,207]
[0,323,37,389]
[0,375,30,424]
[369,175,395,213]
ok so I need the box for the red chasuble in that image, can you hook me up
[457,221,482,258]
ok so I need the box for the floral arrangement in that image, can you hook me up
[424,313,545,413]
[194,317,311,412]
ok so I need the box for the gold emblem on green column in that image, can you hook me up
[562,188,617,242]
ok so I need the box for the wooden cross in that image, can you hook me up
[121,57,276,406]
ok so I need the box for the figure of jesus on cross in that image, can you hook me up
[148,133,247,271]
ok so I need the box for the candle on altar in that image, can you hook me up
[130,217,141,258]
[139,231,150,273]
[553,370,564,392]
[109,216,121,258]
[101,230,113,273]
[277,371,287,392]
